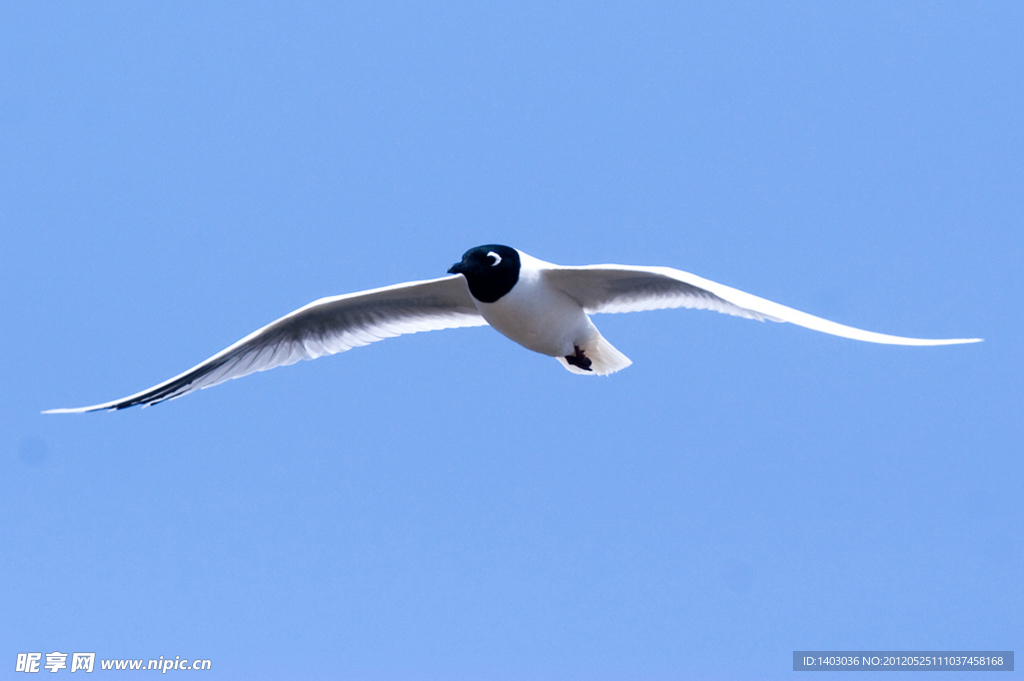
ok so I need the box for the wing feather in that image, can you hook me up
[45,274,485,413]
[545,264,982,346]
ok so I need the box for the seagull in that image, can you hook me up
[44,244,981,413]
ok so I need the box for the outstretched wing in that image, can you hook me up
[545,264,982,346]
[45,275,486,413]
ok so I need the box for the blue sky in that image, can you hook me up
[1,2,1020,679]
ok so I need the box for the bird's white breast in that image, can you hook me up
[473,254,595,357]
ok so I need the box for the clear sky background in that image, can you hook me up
[1,2,1020,679]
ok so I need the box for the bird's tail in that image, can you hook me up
[556,333,633,376]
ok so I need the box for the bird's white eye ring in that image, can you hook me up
[487,251,502,266]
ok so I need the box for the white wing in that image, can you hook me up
[45,275,486,413]
[545,264,982,346]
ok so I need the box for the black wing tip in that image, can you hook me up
[42,404,128,414]
[41,393,176,414]
[41,403,107,413]
[42,371,210,414]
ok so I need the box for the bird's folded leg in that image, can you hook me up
[564,345,593,371]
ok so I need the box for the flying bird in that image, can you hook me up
[45,245,981,413]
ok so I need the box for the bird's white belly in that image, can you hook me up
[475,272,595,357]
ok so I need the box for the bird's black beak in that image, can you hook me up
[448,262,464,275]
